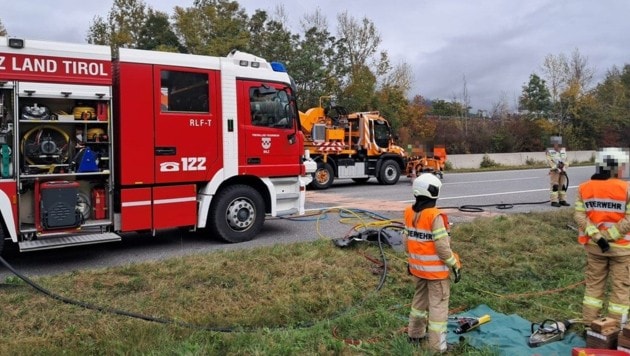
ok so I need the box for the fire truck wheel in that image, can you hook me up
[0,226,4,256]
[310,162,334,190]
[377,159,400,185]
[209,185,265,243]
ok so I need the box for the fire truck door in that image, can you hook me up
[237,81,301,177]
[154,68,221,183]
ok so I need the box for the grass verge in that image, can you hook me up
[0,209,585,355]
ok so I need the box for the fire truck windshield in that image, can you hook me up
[250,86,293,129]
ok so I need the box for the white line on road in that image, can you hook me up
[442,177,539,185]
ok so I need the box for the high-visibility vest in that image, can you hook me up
[577,179,630,246]
[404,206,450,280]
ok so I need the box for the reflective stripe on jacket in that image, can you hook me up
[404,207,450,280]
[546,148,567,169]
[577,179,630,246]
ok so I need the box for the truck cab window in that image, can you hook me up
[373,120,391,149]
[160,70,209,113]
[249,87,292,129]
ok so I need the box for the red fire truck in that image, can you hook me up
[0,37,315,253]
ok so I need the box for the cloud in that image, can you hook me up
[3,0,629,111]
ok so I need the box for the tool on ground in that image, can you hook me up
[527,319,575,347]
[452,314,491,334]
[332,227,404,252]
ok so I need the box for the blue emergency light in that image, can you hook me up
[271,62,287,73]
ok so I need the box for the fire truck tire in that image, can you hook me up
[310,162,334,190]
[0,226,4,256]
[377,159,400,185]
[209,185,265,243]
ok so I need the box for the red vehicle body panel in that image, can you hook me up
[237,80,301,177]
[115,61,155,185]
[152,67,222,184]
[120,188,152,231]
[0,53,112,85]
[152,184,197,229]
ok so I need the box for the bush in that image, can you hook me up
[525,157,544,166]
[480,154,499,168]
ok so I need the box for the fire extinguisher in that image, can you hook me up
[91,187,107,220]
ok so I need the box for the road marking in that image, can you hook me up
[443,177,539,185]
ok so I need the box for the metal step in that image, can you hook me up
[19,233,121,252]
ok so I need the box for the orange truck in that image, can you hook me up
[299,97,407,189]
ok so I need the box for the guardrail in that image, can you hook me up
[446,150,595,169]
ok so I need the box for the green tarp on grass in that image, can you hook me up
[447,304,586,355]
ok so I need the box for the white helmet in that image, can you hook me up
[412,173,442,199]
[596,147,629,174]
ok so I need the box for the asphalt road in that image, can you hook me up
[0,165,596,279]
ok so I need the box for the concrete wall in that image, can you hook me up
[446,150,595,169]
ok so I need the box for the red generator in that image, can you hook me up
[38,181,82,230]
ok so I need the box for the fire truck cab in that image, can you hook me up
[0,37,314,253]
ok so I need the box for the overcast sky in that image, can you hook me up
[2,0,629,112]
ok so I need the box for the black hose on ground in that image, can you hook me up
[0,255,235,332]
[440,199,553,213]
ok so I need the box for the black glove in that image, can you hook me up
[596,237,610,253]
[452,266,461,283]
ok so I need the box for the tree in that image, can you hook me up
[592,64,630,147]
[0,19,7,36]
[339,64,376,111]
[86,16,110,46]
[247,7,295,66]
[173,0,249,56]
[136,9,182,52]
[541,49,595,141]
[429,99,464,117]
[336,12,381,71]
[398,95,432,145]
[490,92,512,120]
[559,81,598,149]
[291,11,344,110]
[87,0,148,51]
[542,53,568,104]
[335,12,386,111]
[374,61,413,131]
[567,48,595,92]
[519,73,552,117]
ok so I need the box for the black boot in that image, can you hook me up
[551,202,561,207]
[560,200,570,206]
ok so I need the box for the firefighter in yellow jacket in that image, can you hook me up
[404,173,461,353]
[575,148,630,326]
[547,136,570,207]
